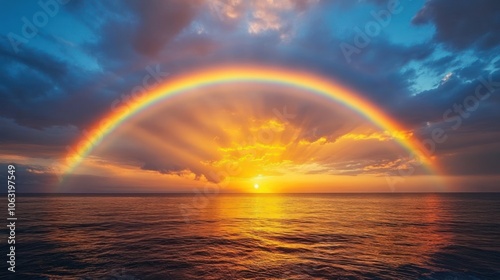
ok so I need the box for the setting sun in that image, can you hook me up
[254,183,259,189]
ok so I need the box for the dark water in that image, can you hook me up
[3,193,500,279]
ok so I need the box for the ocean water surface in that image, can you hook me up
[5,193,500,279]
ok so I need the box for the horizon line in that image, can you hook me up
[9,192,500,195]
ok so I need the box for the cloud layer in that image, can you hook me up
[0,0,499,192]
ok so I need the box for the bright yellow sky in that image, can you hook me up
[61,84,443,192]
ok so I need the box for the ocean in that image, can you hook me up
[3,193,500,279]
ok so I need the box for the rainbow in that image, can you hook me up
[62,65,439,178]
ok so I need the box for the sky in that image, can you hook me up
[0,0,499,193]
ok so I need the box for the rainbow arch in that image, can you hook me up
[62,64,439,178]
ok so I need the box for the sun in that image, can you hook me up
[253,174,263,190]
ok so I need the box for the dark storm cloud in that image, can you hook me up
[421,55,458,75]
[141,162,187,175]
[495,58,500,69]
[349,40,434,73]
[0,163,58,193]
[412,0,500,51]
[392,69,500,175]
[396,69,500,126]
[318,41,431,106]
[393,70,500,142]
[1,0,430,133]
[455,60,490,81]
[440,143,500,176]
[0,117,77,148]
[0,41,67,82]
[130,0,201,56]
[77,0,203,68]
[0,0,203,137]
[0,40,66,99]
[202,32,430,107]
[0,162,146,193]
[0,41,79,129]
[88,18,137,69]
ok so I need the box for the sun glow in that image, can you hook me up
[253,174,264,190]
